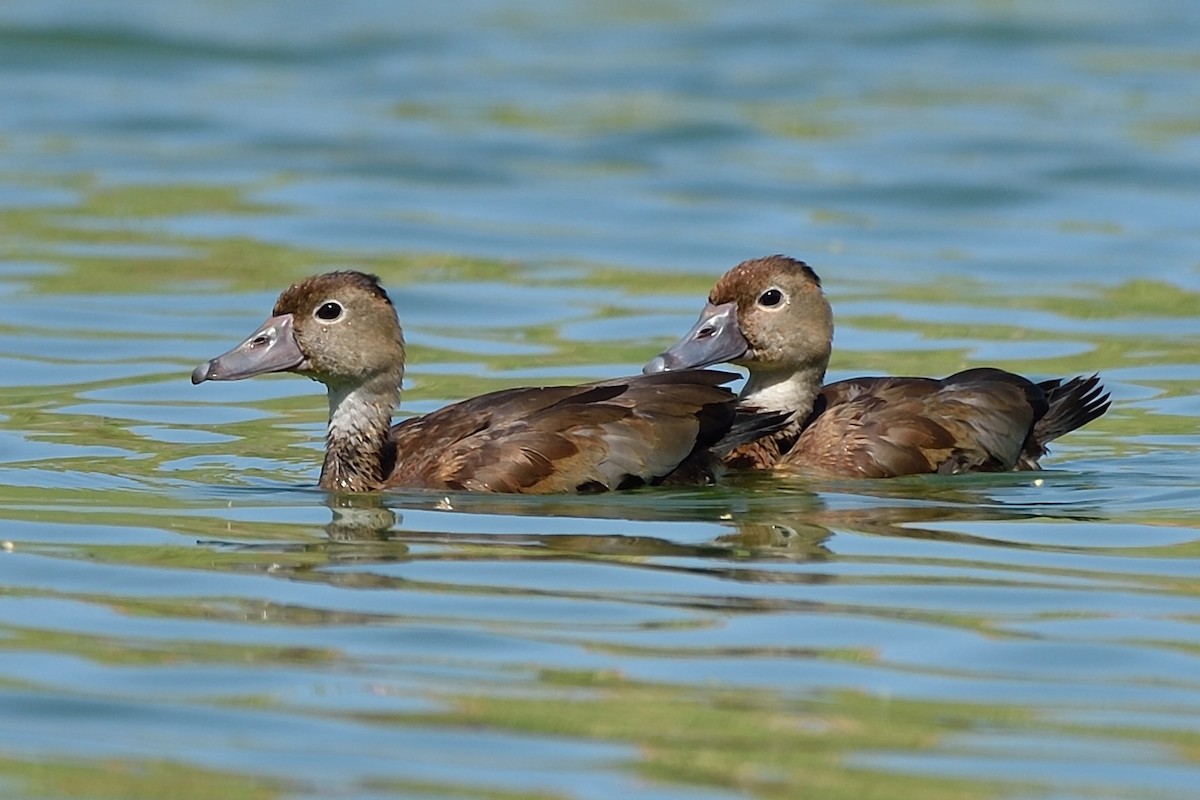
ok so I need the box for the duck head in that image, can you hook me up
[645,255,833,382]
[192,271,407,492]
[191,270,406,391]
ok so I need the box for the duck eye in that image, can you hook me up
[758,288,784,308]
[315,301,343,321]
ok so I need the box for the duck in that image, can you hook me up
[192,270,779,494]
[644,255,1110,478]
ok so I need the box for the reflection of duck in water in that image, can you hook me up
[646,256,1110,478]
[310,483,1093,589]
[195,463,1100,591]
[192,271,779,494]
[325,492,399,542]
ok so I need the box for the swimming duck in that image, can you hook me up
[192,271,776,493]
[644,255,1110,478]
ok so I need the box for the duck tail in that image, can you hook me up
[711,407,793,459]
[1020,374,1111,468]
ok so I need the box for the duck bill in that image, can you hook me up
[643,301,749,374]
[191,313,308,384]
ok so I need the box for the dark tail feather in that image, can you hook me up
[659,406,792,486]
[711,407,792,459]
[1019,374,1111,468]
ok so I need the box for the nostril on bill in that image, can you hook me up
[643,355,668,374]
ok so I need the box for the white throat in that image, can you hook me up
[327,381,396,439]
[739,362,825,420]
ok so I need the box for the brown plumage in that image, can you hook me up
[192,271,775,494]
[644,255,1111,478]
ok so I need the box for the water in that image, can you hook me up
[1,1,1198,798]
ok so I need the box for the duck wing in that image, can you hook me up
[781,368,1045,478]
[385,369,743,493]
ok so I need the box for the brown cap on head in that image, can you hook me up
[710,255,822,307]
[273,270,392,318]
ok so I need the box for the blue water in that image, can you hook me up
[1,1,1199,799]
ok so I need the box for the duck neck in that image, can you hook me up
[740,360,827,434]
[319,375,400,492]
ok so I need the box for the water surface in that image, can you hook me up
[1,1,1199,799]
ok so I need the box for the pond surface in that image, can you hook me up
[1,1,1199,798]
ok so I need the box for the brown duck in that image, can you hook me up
[192,271,776,493]
[644,255,1110,478]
